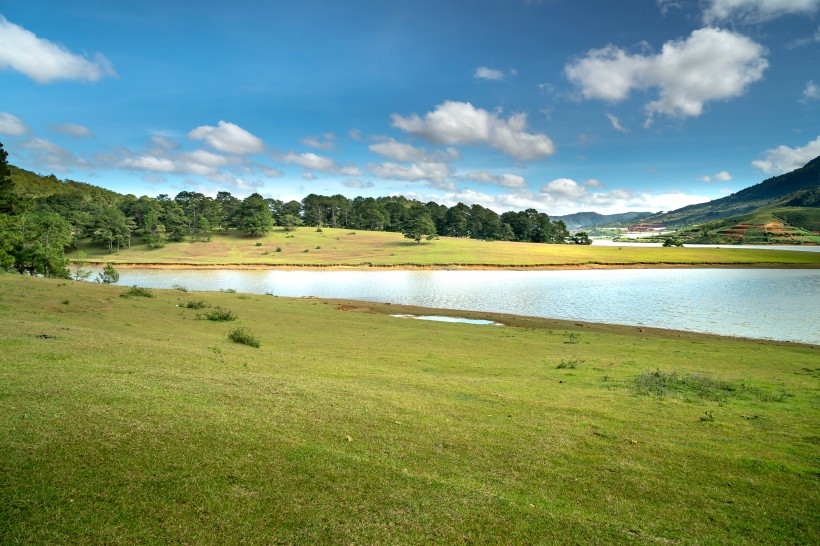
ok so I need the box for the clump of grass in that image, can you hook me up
[556,357,583,369]
[120,286,155,298]
[632,370,788,402]
[315,245,321,250]
[564,332,580,344]
[185,299,210,309]
[62,299,70,305]
[198,307,237,321]
[172,284,188,292]
[303,249,310,253]
[275,247,282,252]
[227,327,260,348]
[255,242,262,246]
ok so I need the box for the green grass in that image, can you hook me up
[1,274,818,543]
[68,227,820,268]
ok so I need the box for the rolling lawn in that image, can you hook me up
[1,275,818,543]
[71,227,820,268]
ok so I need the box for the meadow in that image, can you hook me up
[1,274,818,543]
[72,227,820,268]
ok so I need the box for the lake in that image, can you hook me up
[91,267,820,344]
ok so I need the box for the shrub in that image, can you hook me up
[303,249,309,253]
[185,299,210,309]
[556,357,583,369]
[172,284,188,292]
[96,263,119,284]
[220,288,237,293]
[316,227,323,233]
[120,285,155,298]
[564,332,580,344]
[228,327,260,348]
[198,307,237,321]
[275,247,282,252]
[255,242,262,246]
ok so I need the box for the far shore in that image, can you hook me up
[83,261,820,271]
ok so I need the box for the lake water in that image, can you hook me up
[92,268,820,344]
[591,239,820,252]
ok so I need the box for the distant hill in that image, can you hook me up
[8,165,122,204]
[639,155,820,227]
[551,211,652,230]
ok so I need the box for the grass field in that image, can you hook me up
[70,227,820,268]
[1,275,818,543]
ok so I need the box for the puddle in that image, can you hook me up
[390,314,502,326]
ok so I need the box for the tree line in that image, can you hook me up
[0,141,590,278]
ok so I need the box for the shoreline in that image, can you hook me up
[83,261,820,271]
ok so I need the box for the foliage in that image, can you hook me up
[632,370,789,402]
[120,285,155,298]
[236,193,273,236]
[227,326,260,347]
[96,263,119,284]
[662,238,684,247]
[72,250,92,281]
[556,357,583,369]
[185,299,210,309]
[403,213,437,243]
[198,307,237,321]
[569,232,592,245]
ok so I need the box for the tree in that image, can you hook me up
[72,250,93,281]
[570,232,592,245]
[3,212,72,277]
[281,214,302,231]
[97,263,119,284]
[403,214,437,243]
[0,141,21,215]
[236,193,273,236]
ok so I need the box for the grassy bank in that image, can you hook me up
[1,275,818,543]
[70,227,820,268]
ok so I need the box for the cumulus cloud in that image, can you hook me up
[751,136,820,174]
[565,28,768,124]
[343,179,375,189]
[301,133,336,150]
[463,171,529,188]
[584,179,605,188]
[279,151,361,176]
[0,112,29,135]
[368,161,452,184]
[703,0,820,23]
[0,16,116,83]
[188,121,265,154]
[605,113,629,133]
[801,80,820,103]
[150,135,178,149]
[698,170,733,182]
[392,101,555,161]
[118,148,236,177]
[51,123,93,138]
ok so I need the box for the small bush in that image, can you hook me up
[120,285,155,298]
[315,245,321,249]
[221,288,237,293]
[303,249,309,253]
[275,247,282,252]
[255,242,262,246]
[556,357,583,369]
[198,307,237,321]
[564,332,580,344]
[316,227,323,233]
[172,284,188,292]
[228,327,260,348]
[185,299,210,309]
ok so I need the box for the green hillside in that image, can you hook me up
[636,156,820,227]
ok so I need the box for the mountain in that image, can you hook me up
[638,155,820,227]
[551,211,652,230]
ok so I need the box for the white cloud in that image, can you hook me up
[368,161,452,184]
[463,171,529,188]
[257,165,284,178]
[150,135,178,149]
[565,28,768,124]
[368,138,459,163]
[392,101,555,161]
[188,121,265,154]
[703,0,820,23]
[118,148,236,177]
[0,112,29,135]
[801,80,820,103]
[474,66,514,81]
[51,123,93,138]
[280,151,361,176]
[541,178,589,199]
[301,133,336,150]
[20,138,90,172]
[584,178,605,188]
[348,128,363,141]
[0,16,116,83]
[605,113,629,133]
[301,172,317,181]
[121,155,177,173]
[751,136,820,174]
[698,170,733,182]
[657,0,684,15]
[343,179,375,189]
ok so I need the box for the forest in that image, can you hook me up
[0,141,589,278]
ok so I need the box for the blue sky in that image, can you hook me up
[0,0,818,215]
